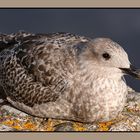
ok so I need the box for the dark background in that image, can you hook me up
[0,8,140,91]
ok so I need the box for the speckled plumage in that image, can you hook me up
[0,32,138,123]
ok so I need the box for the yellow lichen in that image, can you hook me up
[2,120,14,126]
[22,122,37,130]
[2,119,22,130]
[73,122,87,131]
[45,119,55,131]
[13,125,22,130]
[97,121,114,131]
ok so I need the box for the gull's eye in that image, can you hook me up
[102,53,111,60]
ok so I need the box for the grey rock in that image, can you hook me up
[84,124,98,131]
[109,115,140,131]
[54,122,75,131]
[109,122,135,131]
[0,124,16,131]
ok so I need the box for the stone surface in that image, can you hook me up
[0,124,16,131]
[54,122,75,131]
[0,86,140,131]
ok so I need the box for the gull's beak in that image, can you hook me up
[120,64,140,79]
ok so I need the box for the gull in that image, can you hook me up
[0,32,139,123]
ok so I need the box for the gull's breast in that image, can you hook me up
[90,78,128,122]
[70,77,128,122]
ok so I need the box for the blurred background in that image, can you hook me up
[0,8,140,91]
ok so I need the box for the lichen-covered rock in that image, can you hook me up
[54,122,75,131]
[1,86,140,131]
[0,124,17,131]
[109,115,140,131]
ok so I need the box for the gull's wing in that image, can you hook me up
[0,32,88,108]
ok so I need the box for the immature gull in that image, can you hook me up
[0,32,139,123]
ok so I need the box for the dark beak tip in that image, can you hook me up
[120,66,140,79]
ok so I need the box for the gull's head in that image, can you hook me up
[79,38,140,78]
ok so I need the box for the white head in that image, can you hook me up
[78,38,139,78]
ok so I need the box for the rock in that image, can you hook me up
[0,124,16,131]
[84,123,98,131]
[109,115,140,131]
[109,122,135,131]
[54,122,75,131]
